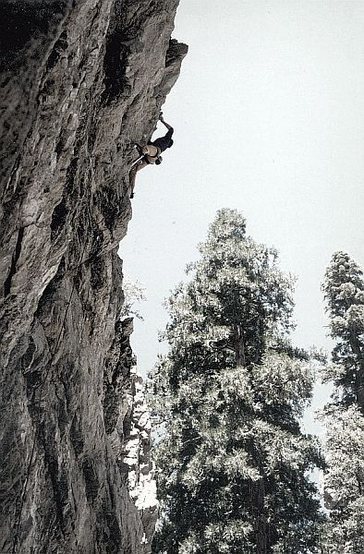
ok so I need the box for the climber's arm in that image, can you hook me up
[159,112,173,132]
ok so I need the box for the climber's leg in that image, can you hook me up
[129,158,148,198]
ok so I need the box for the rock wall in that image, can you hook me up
[0,1,187,552]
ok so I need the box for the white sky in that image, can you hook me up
[120,1,364,424]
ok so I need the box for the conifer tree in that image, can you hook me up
[320,252,364,553]
[322,252,364,410]
[150,209,323,554]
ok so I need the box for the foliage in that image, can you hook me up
[320,407,364,554]
[120,277,146,321]
[320,252,364,553]
[321,251,364,408]
[150,209,323,553]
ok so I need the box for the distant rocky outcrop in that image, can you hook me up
[0,1,187,552]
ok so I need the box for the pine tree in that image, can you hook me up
[320,407,364,554]
[320,252,364,553]
[150,209,323,554]
[322,252,364,410]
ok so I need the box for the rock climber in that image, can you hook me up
[129,113,174,197]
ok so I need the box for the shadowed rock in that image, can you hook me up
[0,1,187,552]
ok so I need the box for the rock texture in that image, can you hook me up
[0,1,187,552]
[111,359,158,549]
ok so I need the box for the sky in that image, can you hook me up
[120,0,364,426]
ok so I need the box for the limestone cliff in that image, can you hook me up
[0,1,187,552]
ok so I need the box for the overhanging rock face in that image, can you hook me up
[0,1,187,552]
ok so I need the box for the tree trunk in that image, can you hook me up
[255,478,267,554]
[234,324,246,367]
